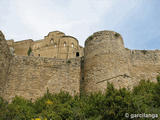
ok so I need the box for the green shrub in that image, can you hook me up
[5,96,36,120]
[0,97,8,119]
[141,50,147,54]
[1,78,160,120]
[114,33,120,38]
[27,47,32,56]
[157,75,160,83]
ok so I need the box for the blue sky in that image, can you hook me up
[0,0,160,49]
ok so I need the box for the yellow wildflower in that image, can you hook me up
[35,118,41,120]
[31,118,41,120]
[46,99,53,105]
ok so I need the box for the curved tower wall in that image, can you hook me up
[83,31,130,93]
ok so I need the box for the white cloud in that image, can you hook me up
[0,0,148,48]
[0,0,114,45]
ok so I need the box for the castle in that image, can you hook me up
[0,30,160,101]
[7,31,84,59]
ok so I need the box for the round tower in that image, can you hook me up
[83,30,130,93]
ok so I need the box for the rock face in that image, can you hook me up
[1,30,160,101]
[0,31,12,96]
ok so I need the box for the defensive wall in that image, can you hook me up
[2,56,81,101]
[1,30,160,101]
[0,31,12,96]
[83,31,160,93]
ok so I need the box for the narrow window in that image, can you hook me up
[54,43,57,47]
[38,54,40,57]
[64,42,66,47]
[51,38,54,44]
[76,52,79,57]
[71,43,74,48]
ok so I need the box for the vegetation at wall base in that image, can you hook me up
[0,78,160,120]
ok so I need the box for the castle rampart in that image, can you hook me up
[14,39,33,56]
[128,50,160,84]
[0,31,12,96]
[2,56,81,101]
[1,30,160,101]
[83,31,131,93]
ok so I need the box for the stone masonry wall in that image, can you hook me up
[83,31,160,94]
[0,31,12,96]
[14,39,33,56]
[1,30,160,101]
[2,56,81,101]
[83,31,131,93]
[128,50,160,84]
[7,31,84,59]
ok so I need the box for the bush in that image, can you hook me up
[0,97,8,119]
[1,78,160,119]
[27,47,32,56]
[141,50,147,54]
[114,33,120,38]
[5,96,36,120]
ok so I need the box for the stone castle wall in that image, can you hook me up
[7,31,84,59]
[0,31,12,96]
[128,50,160,83]
[83,31,131,93]
[2,56,81,101]
[33,36,83,59]
[1,30,160,101]
[14,39,33,56]
[83,31,160,93]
